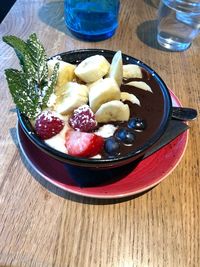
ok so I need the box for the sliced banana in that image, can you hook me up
[47,93,57,108]
[55,95,88,115]
[59,82,89,98]
[123,64,142,79]
[45,123,69,153]
[48,59,76,94]
[125,81,152,92]
[74,55,110,83]
[95,100,130,123]
[55,82,89,115]
[107,50,123,87]
[120,92,141,106]
[95,124,118,138]
[89,78,121,113]
[87,78,104,91]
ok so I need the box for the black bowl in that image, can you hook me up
[18,49,172,169]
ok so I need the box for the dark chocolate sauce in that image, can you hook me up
[99,68,165,159]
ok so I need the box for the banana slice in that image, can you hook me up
[120,92,141,106]
[60,82,89,98]
[125,81,152,92]
[95,124,118,138]
[87,78,104,91]
[123,64,142,79]
[47,93,57,108]
[95,100,130,123]
[75,55,110,83]
[55,95,88,115]
[48,59,76,94]
[107,50,123,87]
[55,82,89,115]
[89,78,121,113]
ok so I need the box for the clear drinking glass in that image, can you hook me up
[157,0,200,51]
[64,0,120,41]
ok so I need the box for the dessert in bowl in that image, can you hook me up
[4,34,172,169]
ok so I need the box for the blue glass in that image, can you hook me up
[64,0,120,41]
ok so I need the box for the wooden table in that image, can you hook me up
[0,0,199,266]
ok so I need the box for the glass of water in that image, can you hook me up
[157,0,200,51]
[64,0,120,41]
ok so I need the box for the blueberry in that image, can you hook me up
[128,118,146,131]
[104,137,120,156]
[115,128,135,145]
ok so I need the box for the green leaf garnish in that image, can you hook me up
[5,69,41,118]
[2,35,35,78]
[26,33,49,84]
[41,62,59,109]
[3,33,59,119]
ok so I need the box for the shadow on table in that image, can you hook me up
[38,0,74,38]
[144,0,160,8]
[38,1,68,34]
[136,19,170,51]
[10,127,155,205]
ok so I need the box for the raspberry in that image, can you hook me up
[69,105,97,132]
[35,111,64,140]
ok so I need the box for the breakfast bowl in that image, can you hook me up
[17,49,172,169]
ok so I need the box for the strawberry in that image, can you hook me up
[65,131,104,157]
[69,105,97,132]
[35,111,64,140]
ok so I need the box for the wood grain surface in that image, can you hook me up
[0,0,199,266]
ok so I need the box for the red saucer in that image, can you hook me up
[17,91,188,199]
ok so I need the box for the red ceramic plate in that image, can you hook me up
[17,91,188,199]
